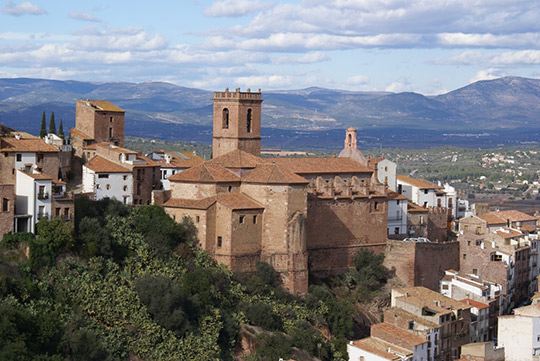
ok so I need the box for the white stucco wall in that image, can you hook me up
[498,315,535,361]
[388,198,408,235]
[14,152,36,171]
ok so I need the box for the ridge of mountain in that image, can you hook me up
[1,76,540,149]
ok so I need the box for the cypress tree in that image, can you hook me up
[58,119,64,139]
[40,111,46,138]
[49,112,56,135]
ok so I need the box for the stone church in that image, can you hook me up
[159,88,389,294]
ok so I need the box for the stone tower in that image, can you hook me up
[212,88,263,158]
[338,127,367,166]
[75,100,125,147]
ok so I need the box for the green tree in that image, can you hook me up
[58,119,64,139]
[40,111,47,138]
[49,111,56,134]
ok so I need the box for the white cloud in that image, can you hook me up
[2,0,46,16]
[273,51,330,64]
[72,28,169,51]
[203,0,271,17]
[385,80,412,92]
[469,68,507,83]
[68,11,103,23]
[346,75,370,86]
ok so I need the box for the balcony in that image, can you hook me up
[37,192,49,200]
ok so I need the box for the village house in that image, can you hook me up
[391,287,472,361]
[440,269,503,340]
[498,303,540,361]
[146,150,205,190]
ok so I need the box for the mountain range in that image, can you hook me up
[1,76,540,150]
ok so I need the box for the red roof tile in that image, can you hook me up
[163,197,216,210]
[168,163,239,183]
[0,137,59,153]
[208,150,262,168]
[85,156,131,173]
[70,128,93,140]
[387,190,408,200]
[460,299,489,310]
[242,163,309,184]
[397,175,439,189]
[82,100,124,112]
[268,157,372,174]
[216,193,264,210]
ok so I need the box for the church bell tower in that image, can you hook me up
[212,88,263,158]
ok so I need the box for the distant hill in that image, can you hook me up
[1,76,540,149]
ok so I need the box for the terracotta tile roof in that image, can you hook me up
[167,163,239,183]
[18,170,53,180]
[134,155,159,167]
[84,144,97,150]
[478,213,505,225]
[152,151,205,169]
[83,100,124,112]
[163,197,216,210]
[216,193,264,210]
[513,303,540,317]
[460,299,489,310]
[368,157,385,165]
[387,190,408,200]
[96,142,138,154]
[494,227,523,239]
[395,287,471,314]
[208,150,262,168]
[268,157,372,174]
[397,175,439,189]
[351,337,409,360]
[0,137,58,153]
[371,323,428,348]
[491,210,538,223]
[85,156,131,173]
[52,179,66,184]
[242,163,309,184]
[408,202,428,213]
[384,307,440,329]
[70,127,93,140]
[521,225,536,232]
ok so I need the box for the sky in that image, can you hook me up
[0,0,539,94]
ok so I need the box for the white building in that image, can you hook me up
[83,156,133,204]
[397,175,440,209]
[147,150,204,190]
[387,190,408,236]
[15,169,52,233]
[498,303,540,361]
[370,157,398,191]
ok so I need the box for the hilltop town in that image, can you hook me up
[1,88,540,361]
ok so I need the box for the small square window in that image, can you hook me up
[16,153,21,162]
[123,175,128,181]
[239,215,245,224]
[106,184,111,190]
[196,216,200,223]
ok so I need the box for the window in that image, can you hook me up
[123,175,128,181]
[217,236,222,247]
[463,254,467,260]
[253,215,257,224]
[228,185,232,192]
[110,116,113,123]
[473,268,477,275]
[123,185,128,191]
[467,240,471,246]
[423,202,428,208]
[2,198,9,212]
[222,108,229,129]
[16,153,21,162]
[394,227,400,234]
[109,127,113,138]
[106,184,111,190]
[98,174,109,178]
[55,207,60,216]
[37,153,44,162]
[476,240,482,246]
[246,109,252,133]
[96,184,100,189]
[196,216,200,223]
[408,321,414,330]
[442,284,448,290]
[239,215,245,224]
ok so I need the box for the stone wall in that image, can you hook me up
[0,184,15,237]
[307,195,388,275]
[384,240,460,291]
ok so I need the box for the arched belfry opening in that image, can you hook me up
[222,108,229,129]
[246,109,252,133]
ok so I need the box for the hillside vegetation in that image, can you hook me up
[0,198,390,361]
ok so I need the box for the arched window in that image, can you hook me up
[222,108,229,129]
[348,133,352,144]
[246,109,252,133]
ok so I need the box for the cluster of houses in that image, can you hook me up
[1,90,540,359]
